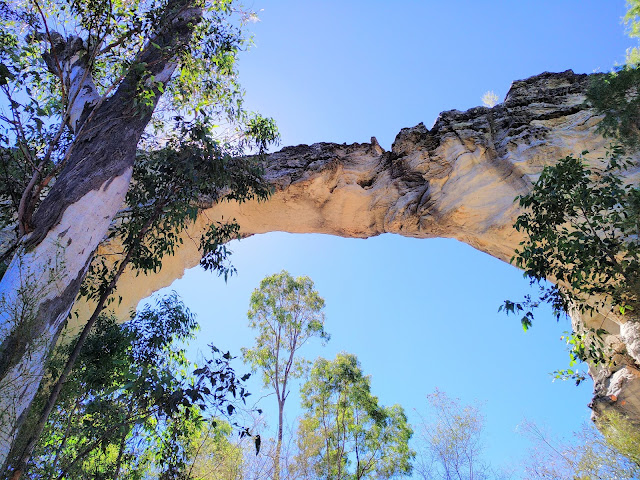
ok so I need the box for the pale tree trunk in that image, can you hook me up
[274,398,283,480]
[0,2,202,468]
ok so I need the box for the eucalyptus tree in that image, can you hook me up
[13,294,253,479]
[242,271,329,480]
[296,352,414,480]
[0,0,276,466]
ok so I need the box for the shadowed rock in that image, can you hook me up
[82,70,640,423]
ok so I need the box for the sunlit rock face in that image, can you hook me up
[79,69,640,422]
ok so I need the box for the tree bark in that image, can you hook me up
[274,398,283,480]
[0,2,202,468]
[7,210,156,479]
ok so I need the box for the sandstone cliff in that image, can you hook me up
[85,69,640,421]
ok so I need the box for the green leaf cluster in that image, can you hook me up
[503,146,640,334]
[19,293,252,479]
[79,115,273,306]
[296,353,414,480]
[502,147,640,383]
[587,67,640,149]
[242,271,329,393]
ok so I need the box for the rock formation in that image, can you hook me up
[84,69,640,421]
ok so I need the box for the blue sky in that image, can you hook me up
[153,1,634,474]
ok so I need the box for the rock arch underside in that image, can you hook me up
[82,70,640,422]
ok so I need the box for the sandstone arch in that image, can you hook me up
[86,70,640,421]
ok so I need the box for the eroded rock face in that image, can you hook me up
[80,69,640,421]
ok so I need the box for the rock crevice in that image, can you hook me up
[82,69,640,421]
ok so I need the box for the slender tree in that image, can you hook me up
[297,352,414,480]
[0,0,275,464]
[414,390,494,480]
[11,294,253,479]
[242,271,329,480]
[522,412,640,479]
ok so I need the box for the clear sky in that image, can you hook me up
[150,1,634,475]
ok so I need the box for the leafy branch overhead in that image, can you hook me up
[80,114,275,307]
[501,146,640,382]
[506,146,640,323]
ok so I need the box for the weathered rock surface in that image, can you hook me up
[79,69,640,421]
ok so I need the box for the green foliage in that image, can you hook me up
[501,147,640,376]
[244,115,280,155]
[514,147,640,315]
[551,327,609,386]
[587,67,640,148]
[502,147,640,382]
[20,293,252,479]
[242,270,329,392]
[297,352,414,480]
[80,114,273,306]
[2,0,246,121]
[0,3,71,235]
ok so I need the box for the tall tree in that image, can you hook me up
[297,352,414,480]
[413,390,510,480]
[242,271,329,480]
[0,0,274,464]
[7,112,273,479]
[9,293,253,479]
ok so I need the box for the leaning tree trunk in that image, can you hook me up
[0,3,202,466]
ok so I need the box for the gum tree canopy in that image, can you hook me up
[242,271,329,480]
[2,0,640,473]
[0,0,275,466]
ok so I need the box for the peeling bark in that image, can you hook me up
[0,2,203,467]
[41,32,101,133]
[1,50,638,470]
